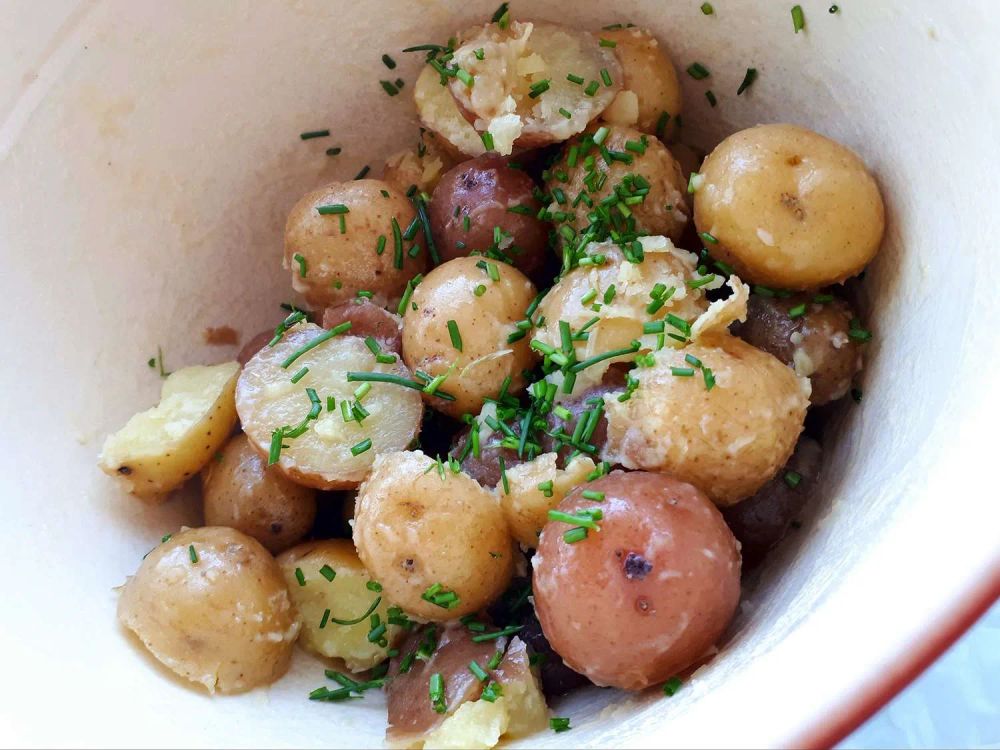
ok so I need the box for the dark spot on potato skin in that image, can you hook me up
[780,191,806,220]
[622,552,653,580]
[635,596,653,614]
[117,466,132,475]
[270,523,283,534]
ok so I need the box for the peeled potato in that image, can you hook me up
[236,323,423,490]
[118,527,300,694]
[415,65,488,159]
[603,333,810,505]
[99,362,240,499]
[500,453,597,548]
[447,21,622,154]
[599,27,682,138]
[277,539,404,672]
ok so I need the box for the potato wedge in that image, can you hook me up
[415,65,488,159]
[99,361,240,498]
[236,324,423,490]
[448,21,622,154]
[277,539,405,672]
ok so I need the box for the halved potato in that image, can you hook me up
[277,539,405,672]
[447,21,622,154]
[382,130,457,195]
[99,362,240,499]
[501,453,597,548]
[415,65,488,159]
[236,323,423,490]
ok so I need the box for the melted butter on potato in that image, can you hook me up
[99,361,240,499]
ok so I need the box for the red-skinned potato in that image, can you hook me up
[429,155,550,282]
[321,299,403,355]
[533,471,741,690]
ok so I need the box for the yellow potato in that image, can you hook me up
[402,257,537,419]
[277,539,404,672]
[447,21,622,154]
[534,237,712,396]
[382,130,457,195]
[694,123,886,289]
[353,451,515,621]
[500,453,597,547]
[284,179,427,308]
[603,333,810,505]
[599,27,682,138]
[236,324,423,490]
[117,527,299,693]
[201,433,317,554]
[546,124,689,243]
[99,362,240,499]
[414,65,488,159]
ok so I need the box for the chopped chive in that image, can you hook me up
[487,651,503,670]
[701,2,714,14]
[294,567,306,586]
[290,366,309,384]
[584,80,600,96]
[538,479,554,497]
[528,79,551,98]
[737,67,758,95]
[700,231,719,245]
[671,366,696,377]
[474,284,487,297]
[328,596,382,626]
[593,125,610,145]
[380,80,399,96]
[643,321,666,334]
[603,285,617,304]
[471,624,522,643]
[558,107,573,119]
[350,438,372,456]
[829,4,840,12]
[456,68,474,87]
[319,564,336,582]
[481,131,495,151]
[499,456,509,495]
[325,146,342,156]
[566,73,585,85]
[792,4,805,32]
[188,545,198,564]
[685,353,703,368]
[600,68,613,86]
[581,490,605,501]
[705,90,718,107]
[318,609,331,629]
[655,111,671,140]
[687,62,710,80]
[354,165,371,180]
[788,303,807,319]
[550,717,571,733]
[469,661,489,682]
[367,580,383,592]
[784,470,803,488]
[703,366,716,391]
[851,387,863,403]
[813,293,834,303]
[474,47,485,60]
[316,203,350,215]
[300,129,329,140]
[662,676,683,696]
[280,322,351,369]
[430,673,446,713]
[599,38,617,47]
[292,252,308,277]
[382,53,397,69]
[447,320,463,352]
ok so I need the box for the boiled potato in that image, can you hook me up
[402,256,537,419]
[546,124,689,243]
[732,291,865,404]
[533,471,741,689]
[599,26,682,138]
[321,299,404,355]
[533,237,711,396]
[284,179,427,308]
[500,453,597,547]
[353,451,515,620]
[277,539,404,672]
[202,433,317,554]
[382,130,457,195]
[238,330,275,367]
[603,333,810,505]
[118,527,300,693]
[236,323,423,490]
[449,421,525,489]
[429,154,551,283]
[693,124,885,289]
[99,362,240,499]
[415,64,488,159]
[447,21,622,154]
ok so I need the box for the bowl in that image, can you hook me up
[1,0,998,746]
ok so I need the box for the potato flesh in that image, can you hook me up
[236,325,422,490]
[415,65,487,159]
[600,27,683,136]
[278,539,403,672]
[448,22,622,154]
[500,453,597,548]
[99,361,240,498]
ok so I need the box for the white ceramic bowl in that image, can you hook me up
[1,1,998,747]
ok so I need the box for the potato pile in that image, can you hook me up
[99,6,883,747]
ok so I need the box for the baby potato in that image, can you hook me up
[382,130,457,195]
[449,423,524,490]
[236,324,423,490]
[353,451,515,621]
[201,433,317,553]
[284,179,427,308]
[447,21,622,154]
[733,291,865,405]
[415,64,488,159]
[694,123,886,289]
[238,330,274,367]
[534,237,710,396]
[99,362,240,499]
[118,527,300,693]
[277,539,404,672]
[500,453,597,548]
[604,334,810,505]
[429,154,550,282]
[533,471,741,690]
[321,298,404,355]
[546,124,689,242]
[599,27,682,138]
[402,256,537,419]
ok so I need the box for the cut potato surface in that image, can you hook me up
[448,21,622,154]
[599,26,682,137]
[415,65,488,159]
[236,323,423,490]
[99,361,240,498]
[500,453,597,548]
[278,539,404,672]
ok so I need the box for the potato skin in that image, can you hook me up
[600,27,682,137]
[732,292,864,405]
[201,433,316,553]
[284,179,427,308]
[277,539,404,671]
[694,124,885,289]
[533,471,741,689]
[238,330,274,368]
[381,130,457,195]
[402,257,537,419]
[353,451,515,621]
[500,453,597,548]
[429,155,550,282]
[604,334,810,506]
[321,299,403,355]
[117,527,300,693]
[547,125,689,243]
